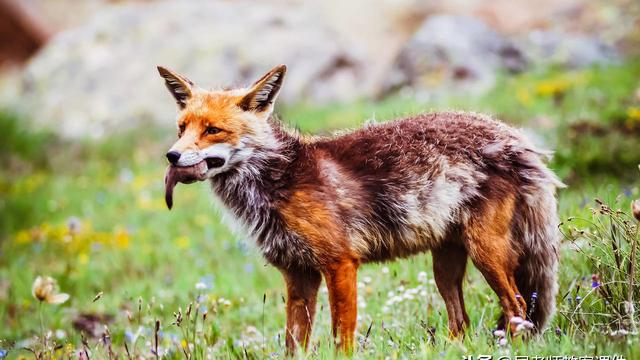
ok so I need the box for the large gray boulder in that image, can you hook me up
[386,15,528,96]
[387,15,619,97]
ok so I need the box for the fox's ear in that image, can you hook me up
[238,64,286,113]
[157,66,194,109]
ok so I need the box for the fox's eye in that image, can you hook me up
[205,126,222,135]
[178,124,186,135]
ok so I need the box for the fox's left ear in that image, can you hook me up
[238,64,286,113]
[157,66,194,109]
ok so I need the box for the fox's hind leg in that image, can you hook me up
[464,192,527,334]
[432,243,470,337]
[323,258,359,353]
[282,268,322,353]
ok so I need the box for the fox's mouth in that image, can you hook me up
[205,157,225,169]
[164,156,228,209]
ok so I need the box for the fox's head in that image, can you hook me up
[157,64,287,178]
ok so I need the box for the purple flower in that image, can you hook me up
[125,330,135,343]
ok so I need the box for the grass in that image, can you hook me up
[0,60,639,359]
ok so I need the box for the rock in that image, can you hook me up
[386,15,528,96]
[521,30,619,68]
[14,1,388,138]
[386,15,619,97]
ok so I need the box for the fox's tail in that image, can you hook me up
[512,150,564,331]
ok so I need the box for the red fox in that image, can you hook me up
[157,64,563,353]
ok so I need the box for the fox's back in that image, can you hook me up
[309,112,557,261]
[318,111,524,176]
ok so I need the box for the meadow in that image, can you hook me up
[1,60,640,359]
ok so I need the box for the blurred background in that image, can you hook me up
[0,0,639,358]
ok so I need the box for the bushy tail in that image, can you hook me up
[512,151,564,331]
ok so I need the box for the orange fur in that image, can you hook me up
[464,190,527,333]
[279,189,348,263]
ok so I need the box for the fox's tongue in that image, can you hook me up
[164,161,208,210]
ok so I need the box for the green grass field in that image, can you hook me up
[1,60,640,359]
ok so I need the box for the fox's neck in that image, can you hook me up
[209,123,313,267]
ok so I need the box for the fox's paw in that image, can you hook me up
[493,317,535,346]
[509,316,534,336]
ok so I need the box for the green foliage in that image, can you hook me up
[560,197,640,333]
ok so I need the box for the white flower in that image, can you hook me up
[417,271,428,283]
[32,276,69,304]
[381,267,389,274]
[195,282,208,290]
[363,276,372,284]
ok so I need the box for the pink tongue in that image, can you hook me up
[164,162,208,209]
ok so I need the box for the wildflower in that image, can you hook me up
[175,236,190,249]
[632,200,640,221]
[0,349,7,359]
[610,329,629,340]
[67,217,82,235]
[381,267,389,274]
[627,106,640,122]
[417,271,428,283]
[195,282,208,291]
[591,274,600,288]
[32,276,69,304]
[114,229,130,249]
[362,276,372,284]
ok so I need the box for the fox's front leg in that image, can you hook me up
[324,258,359,353]
[282,268,322,354]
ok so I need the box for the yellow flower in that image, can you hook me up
[114,228,130,249]
[78,253,89,265]
[175,236,190,249]
[516,88,532,107]
[627,107,640,121]
[535,79,570,97]
[15,230,31,244]
[32,276,69,304]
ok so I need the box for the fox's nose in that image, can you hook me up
[166,151,181,165]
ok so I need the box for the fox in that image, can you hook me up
[157,64,564,353]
